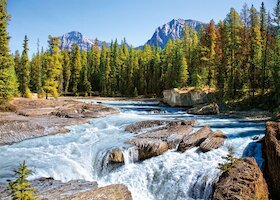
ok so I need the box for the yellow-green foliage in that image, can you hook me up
[6,161,39,200]
[218,146,239,172]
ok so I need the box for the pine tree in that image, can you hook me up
[273,0,280,102]
[206,20,216,88]
[216,21,228,96]
[70,44,82,95]
[240,3,251,94]
[260,2,268,94]
[161,40,174,89]
[110,40,120,95]
[249,5,262,98]
[99,42,110,96]
[0,0,18,99]
[118,41,129,95]
[126,47,138,95]
[189,29,199,86]
[88,39,100,92]
[14,50,20,80]
[43,36,62,99]
[62,50,71,93]
[151,46,162,95]
[197,26,208,88]
[182,25,192,79]
[173,40,188,88]
[35,39,43,97]
[224,8,243,97]
[19,35,31,97]
[6,161,38,200]
[29,39,42,97]
[139,44,152,94]
[79,50,91,96]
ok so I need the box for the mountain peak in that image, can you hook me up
[60,31,108,50]
[147,19,206,48]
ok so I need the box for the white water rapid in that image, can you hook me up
[0,100,265,200]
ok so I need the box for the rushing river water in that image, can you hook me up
[0,100,265,200]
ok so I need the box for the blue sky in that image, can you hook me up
[8,0,277,55]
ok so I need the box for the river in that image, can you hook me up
[0,100,265,200]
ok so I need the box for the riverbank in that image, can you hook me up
[58,96,161,102]
[0,96,272,145]
[0,97,269,199]
[0,178,132,200]
[0,97,119,145]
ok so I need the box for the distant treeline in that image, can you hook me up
[1,1,280,103]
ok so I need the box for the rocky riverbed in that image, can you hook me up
[0,98,119,145]
[0,98,273,199]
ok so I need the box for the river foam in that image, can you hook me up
[0,100,265,200]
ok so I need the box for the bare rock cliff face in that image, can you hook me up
[212,158,269,200]
[263,121,280,199]
[163,88,210,107]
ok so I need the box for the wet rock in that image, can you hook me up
[127,138,169,160]
[0,120,45,145]
[188,103,220,115]
[125,121,194,160]
[107,148,124,163]
[125,119,198,133]
[0,98,119,145]
[263,121,280,199]
[138,125,193,149]
[252,136,259,140]
[199,130,226,152]
[178,126,212,152]
[51,102,119,119]
[163,88,210,107]
[61,184,132,200]
[0,177,98,200]
[0,178,132,200]
[213,157,269,200]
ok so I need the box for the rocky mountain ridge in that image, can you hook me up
[59,19,206,50]
[146,18,206,48]
[60,31,110,50]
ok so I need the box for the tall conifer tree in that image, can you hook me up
[70,44,82,95]
[19,35,31,97]
[43,36,62,99]
[0,0,18,99]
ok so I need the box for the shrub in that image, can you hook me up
[6,161,38,200]
[218,146,239,172]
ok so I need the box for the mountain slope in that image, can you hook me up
[146,19,206,48]
[59,31,109,50]
[60,19,206,50]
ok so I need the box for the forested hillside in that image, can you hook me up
[1,1,280,106]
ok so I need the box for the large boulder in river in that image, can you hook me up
[163,88,210,107]
[107,148,124,163]
[188,103,220,115]
[125,120,197,160]
[178,126,212,152]
[127,138,169,160]
[138,125,193,149]
[125,119,197,133]
[262,121,280,199]
[199,130,226,152]
[212,157,269,200]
